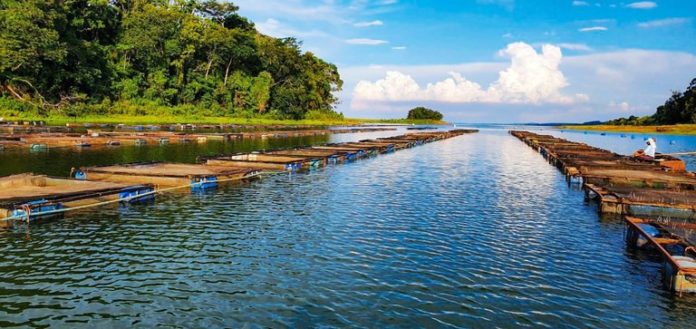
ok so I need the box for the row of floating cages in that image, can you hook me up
[202,129,478,172]
[510,131,695,193]
[510,130,696,294]
[71,163,261,191]
[0,129,478,228]
[0,125,459,151]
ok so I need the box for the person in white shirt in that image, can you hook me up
[634,137,657,160]
[644,138,656,158]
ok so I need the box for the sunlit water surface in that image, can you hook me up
[0,127,695,327]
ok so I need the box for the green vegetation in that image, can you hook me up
[406,107,443,121]
[0,0,343,121]
[560,78,696,135]
[560,124,696,135]
[604,78,696,126]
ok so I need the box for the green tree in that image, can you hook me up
[0,0,343,120]
[407,107,444,120]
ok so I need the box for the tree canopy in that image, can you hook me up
[0,0,343,120]
[406,107,443,121]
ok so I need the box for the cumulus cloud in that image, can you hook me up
[572,1,590,6]
[354,20,384,27]
[352,42,586,106]
[346,38,388,45]
[638,18,690,28]
[626,1,657,9]
[579,26,608,32]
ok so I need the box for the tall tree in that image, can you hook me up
[0,0,343,119]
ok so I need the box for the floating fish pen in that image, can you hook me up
[378,137,425,147]
[0,127,401,150]
[19,135,95,148]
[205,154,310,171]
[0,126,468,150]
[510,130,695,218]
[0,129,477,228]
[511,130,696,294]
[625,216,696,294]
[579,167,696,190]
[0,174,154,224]
[311,145,375,158]
[206,129,479,171]
[585,184,696,218]
[72,162,260,190]
[265,149,345,164]
[341,142,393,154]
[362,139,414,149]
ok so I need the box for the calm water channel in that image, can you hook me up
[0,126,695,328]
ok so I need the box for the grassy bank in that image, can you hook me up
[0,114,446,127]
[559,124,696,135]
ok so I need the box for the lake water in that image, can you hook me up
[0,126,695,327]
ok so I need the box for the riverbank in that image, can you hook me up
[0,114,446,127]
[560,124,696,135]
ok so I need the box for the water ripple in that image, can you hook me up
[0,129,694,327]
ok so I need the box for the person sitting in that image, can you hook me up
[634,138,657,160]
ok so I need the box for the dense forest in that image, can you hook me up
[406,107,443,121]
[0,0,343,120]
[606,78,696,126]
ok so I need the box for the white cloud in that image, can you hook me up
[579,26,608,32]
[572,1,590,6]
[346,38,388,45]
[256,18,329,39]
[638,18,690,28]
[626,1,657,9]
[354,20,384,27]
[502,33,513,38]
[352,42,584,106]
[340,48,696,122]
[392,46,407,50]
[556,43,593,51]
[609,101,631,113]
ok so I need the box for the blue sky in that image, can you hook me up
[235,0,696,123]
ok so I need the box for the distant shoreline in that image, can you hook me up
[559,124,696,136]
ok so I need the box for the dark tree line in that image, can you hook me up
[607,78,696,126]
[0,0,343,119]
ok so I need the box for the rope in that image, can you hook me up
[1,171,272,223]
